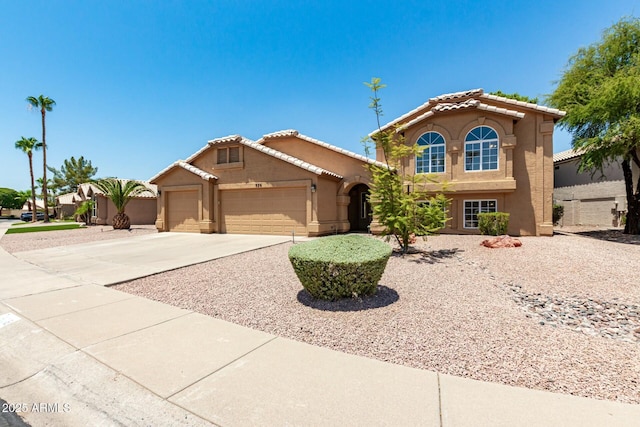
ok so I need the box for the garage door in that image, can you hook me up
[220,188,307,235]
[167,190,200,232]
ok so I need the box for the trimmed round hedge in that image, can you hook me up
[288,234,392,301]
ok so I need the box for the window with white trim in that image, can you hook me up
[91,194,97,218]
[464,126,498,171]
[416,132,445,173]
[464,199,497,228]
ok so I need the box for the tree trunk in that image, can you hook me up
[112,212,131,230]
[622,157,639,234]
[28,152,37,222]
[41,108,50,223]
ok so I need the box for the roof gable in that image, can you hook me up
[258,129,387,168]
[150,161,218,183]
[207,134,343,179]
[371,88,566,135]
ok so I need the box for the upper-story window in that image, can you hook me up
[464,126,499,171]
[217,146,240,164]
[416,132,445,174]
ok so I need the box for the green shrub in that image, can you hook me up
[288,235,392,301]
[477,212,510,235]
[553,204,565,225]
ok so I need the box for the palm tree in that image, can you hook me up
[93,178,152,229]
[26,94,56,222]
[14,137,42,222]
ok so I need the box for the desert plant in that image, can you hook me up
[14,137,42,222]
[26,94,56,222]
[478,212,510,235]
[364,78,450,254]
[93,178,151,229]
[73,200,95,225]
[288,235,392,301]
[553,203,565,225]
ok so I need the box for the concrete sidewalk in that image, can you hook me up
[1,224,639,426]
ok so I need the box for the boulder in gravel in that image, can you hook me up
[481,235,522,248]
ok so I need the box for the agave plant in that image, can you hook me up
[93,178,151,229]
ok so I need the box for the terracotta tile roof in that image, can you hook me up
[479,93,565,117]
[372,88,565,135]
[150,161,218,183]
[56,192,78,204]
[429,88,484,102]
[553,148,582,163]
[78,181,157,199]
[259,129,388,168]
[208,135,344,179]
[397,100,524,132]
[185,143,212,163]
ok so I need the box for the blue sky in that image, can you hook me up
[2,1,639,192]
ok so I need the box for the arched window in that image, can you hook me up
[464,126,499,171]
[416,132,445,174]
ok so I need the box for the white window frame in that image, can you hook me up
[464,126,499,172]
[416,131,446,174]
[463,199,497,229]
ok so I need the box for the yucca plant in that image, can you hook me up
[93,178,151,229]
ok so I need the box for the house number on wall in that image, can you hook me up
[255,183,262,188]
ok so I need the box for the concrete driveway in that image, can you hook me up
[12,233,291,286]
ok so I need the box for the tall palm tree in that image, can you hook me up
[93,178,152,229]
[26,94,56,222]
[14,137,42,222]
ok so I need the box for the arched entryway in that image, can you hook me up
[348,184,371,232]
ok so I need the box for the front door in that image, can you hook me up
[348,184,371,232]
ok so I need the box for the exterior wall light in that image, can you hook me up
[311,184,317,192]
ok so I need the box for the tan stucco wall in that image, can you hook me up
[153,166,213,233]
[94,195,156,226]
[381,105,557,236]
[154,142,359,236]
[263,136,372,180]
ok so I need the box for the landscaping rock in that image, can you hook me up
[480,235,522,248]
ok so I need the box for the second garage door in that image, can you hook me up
[167,190,200,232]
[220,187,307,235]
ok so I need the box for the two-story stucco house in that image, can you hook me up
[372,89,565,236]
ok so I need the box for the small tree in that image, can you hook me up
[14,136,42,222]
[489,90,539,104]
[49,156,98,194]
[548,17,640,234]
[364,78,449,254]
[93,178,151,229]
[0,188,26,217]
[26,94,56,223]
[73,200,95,225]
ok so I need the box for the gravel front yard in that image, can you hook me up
[3,226,639,404]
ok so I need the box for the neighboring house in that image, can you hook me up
[55,192,80,219]
[371,89,565,236]
[553,149,626,227]
[76,181,157,226]
[151,130,385,236]
[6,199,46,218]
